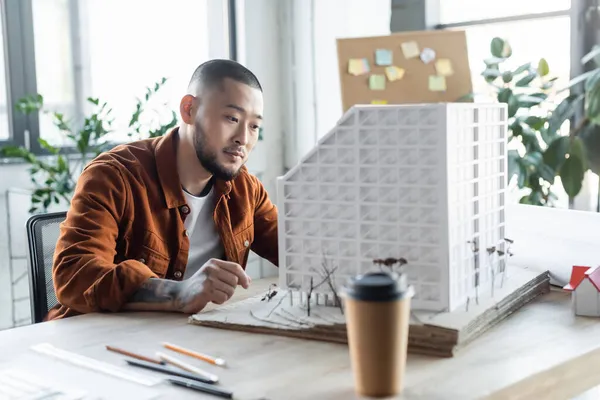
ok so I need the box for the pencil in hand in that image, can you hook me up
[162,342,227,367]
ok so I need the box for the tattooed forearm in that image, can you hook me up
[123,278,182,312]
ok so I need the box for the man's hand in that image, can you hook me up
[174,258,251,313]
[123,258,250,313]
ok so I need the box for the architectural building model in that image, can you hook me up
[276,103,508,311]
[564,265,600,317]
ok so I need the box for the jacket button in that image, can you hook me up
[174,271,183,279]
[138,258,146,264]
[184,230,189,237]
[244,240,250,247]
[180,205,190,214]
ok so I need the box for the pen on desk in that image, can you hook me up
[167,376,233,399]
[156,352,220,383]
[124,359,218,384]
[162,342,227,367]
[105,345,165,365]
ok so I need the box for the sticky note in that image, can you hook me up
[369,74,386,90]
[429,75,447,91]
[420,48,436,64]
[385,66,405,81]
[435,58,453,76]
[375,49,393,66]
[348,58,370,76]
[401,41,420,59]
[371,100,388,104]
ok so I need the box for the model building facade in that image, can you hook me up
[564,265,600,317]
[276,104,508,311]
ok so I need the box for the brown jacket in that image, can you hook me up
[47,128,278,320]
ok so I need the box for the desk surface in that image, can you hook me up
[1,277,600,400]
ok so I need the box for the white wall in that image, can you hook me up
[279,0,392,168]
[0,165,37,329]
[240,0,285,278]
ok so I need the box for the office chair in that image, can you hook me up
[26,211,67,323]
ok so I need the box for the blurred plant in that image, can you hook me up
[0,77,178,213]
[468,37,600,205]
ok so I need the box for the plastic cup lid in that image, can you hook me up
[342,271,413,302]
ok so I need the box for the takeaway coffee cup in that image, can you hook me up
[342,271,414,398]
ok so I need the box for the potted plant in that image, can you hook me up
[469,37,600,206]
[0,77,178,214]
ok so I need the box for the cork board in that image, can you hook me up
[336,29,473,112]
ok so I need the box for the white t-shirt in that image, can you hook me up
[182,186,224,279]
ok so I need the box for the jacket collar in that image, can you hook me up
[155,127,233,209]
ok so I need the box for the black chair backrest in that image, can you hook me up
[26,211,67,323]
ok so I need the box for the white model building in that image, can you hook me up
[563,265,600,317]
[276,103,508,312]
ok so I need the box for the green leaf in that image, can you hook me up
[508,150,520,180]
[502,71,513,83]
[582,45,600,66]
[57,155,67,172]
[507,95,519,118]
[513,63,531,75]
[521,127,542,153]
[517,162,527,188]
[491,37,506,58]
[524,116,545,130]
[517,94,544,108]
[569,136,588,171]
[38,138,59,154]
[547,94,585,137]
[537,58,550,77]
[497,88,512,103]
[484,57,507,66]
[515,73,536,87]
[560,154,585,197]
[537,163,555,184]
[585,77,600,124]
[557,68,600,93]
[482,68,502,78]
[522,151,543,167]
[543,136,570,170]
[579,123,600,174]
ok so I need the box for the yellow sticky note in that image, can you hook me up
[348,58,369,76]
[371,100,388,104]
[401,41,420,59]
[435,58,454,76]
[385,66,405,81]
[429,75,447,91]
[369,74,386,90]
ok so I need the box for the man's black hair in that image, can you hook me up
[188,59,262,92]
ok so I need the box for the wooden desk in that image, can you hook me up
[1,278,600,400]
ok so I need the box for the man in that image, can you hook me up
[47,59,278,321]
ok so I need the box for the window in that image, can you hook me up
[437,3,574,208]
[32,0,215,147]
[0,0,232,155]
[0,3,11,142]
[439,0,571,25]
[32,0,76,147]
[457,16,571,104]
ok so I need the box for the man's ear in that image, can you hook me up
[179,94,196,124]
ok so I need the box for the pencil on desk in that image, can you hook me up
[105,345,165,365]
[156,352,220,384]
[162,342,227,367]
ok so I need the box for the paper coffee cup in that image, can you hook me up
[342,271,414,398]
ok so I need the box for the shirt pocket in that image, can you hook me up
[232,223,254,267]
[121,230,172,277]
[135,245,171,277]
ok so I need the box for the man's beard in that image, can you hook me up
[193,123,242,181]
